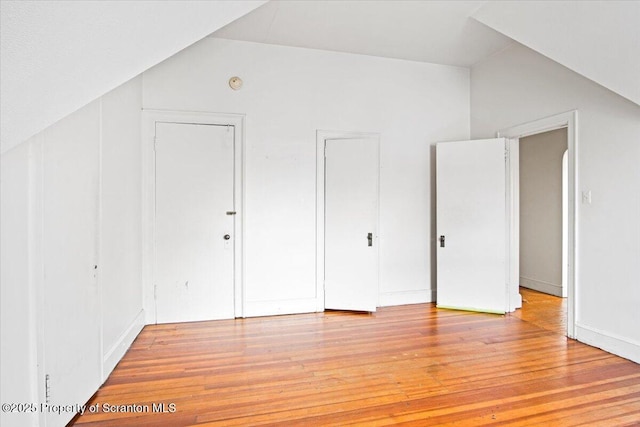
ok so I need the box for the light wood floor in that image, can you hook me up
[72,289,639,426]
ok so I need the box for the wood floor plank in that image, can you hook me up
[71,290,639,426]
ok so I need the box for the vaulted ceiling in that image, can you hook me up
[214,0,639,105]
[213,1,513,67]
[2,1,638,154]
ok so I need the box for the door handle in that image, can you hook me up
[439,235,445,248]
[223,234,231,240]
[367,233,373,247]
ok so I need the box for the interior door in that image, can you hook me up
[154,122,235,323]
[436,138,507,314]
[324,137,379,312]
[42,105,101,427]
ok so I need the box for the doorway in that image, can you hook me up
[142,111,245,323]
[498,110,578,338]
[519,128,568,297]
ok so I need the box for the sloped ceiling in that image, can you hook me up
[216,0,639,106]
[472,1,640,106]
[0,0,266,154]
[3,0,637,155]
[213,1,514,67]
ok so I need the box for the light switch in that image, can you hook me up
[582,190,592,204]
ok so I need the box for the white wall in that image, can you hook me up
[0,0,266,154]
[99,77,145,378]
[0,76,144,427]
[472,44,640,363]
[143,38,470,315]
[519,129,567,297]
[1,143,38,426]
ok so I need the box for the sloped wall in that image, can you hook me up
[1,0,266,153]
[0,76,144,427]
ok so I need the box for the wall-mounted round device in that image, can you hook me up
[229,76,243,90]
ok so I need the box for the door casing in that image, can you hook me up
[142,110,245,321]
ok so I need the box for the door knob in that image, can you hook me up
[223,234,231,240]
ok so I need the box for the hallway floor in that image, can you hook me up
[511,287,567,335]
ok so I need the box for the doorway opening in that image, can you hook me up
[499,110,578,338]
[517,129,568,334]
[519,129,568,297]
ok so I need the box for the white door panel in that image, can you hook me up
[324,138,378,312]
[436,138,507,314]
[42,107,101,427]
[155,122,235,323]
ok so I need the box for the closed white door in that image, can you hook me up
[42,106,101,427]
[155,122,235,323]
[436,138,507,314]
[324,137,379,312]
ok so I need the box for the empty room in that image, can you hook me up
[1,1,639,426]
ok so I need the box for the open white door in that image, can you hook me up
[324,137,379,312]
[436,138,508,314]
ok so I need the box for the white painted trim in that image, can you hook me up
[497,110,578,339]
[97,98,105,382]
[379,290,433,307]
[102,310,145,379]
[142,109,245,322]
[505,138,521,312]
[316,130,381,312]
[562,150,568,298]
[576,323,640,364]
[520,277,563,297]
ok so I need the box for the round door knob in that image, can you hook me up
[223,234,231,240]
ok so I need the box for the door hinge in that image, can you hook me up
[154,284,157,299]
[45,374,51,403]
[153,136,157,152]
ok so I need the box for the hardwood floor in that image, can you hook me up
[72,291,639,426]
[511,287,568,335]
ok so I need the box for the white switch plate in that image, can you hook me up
[582,190,592,204]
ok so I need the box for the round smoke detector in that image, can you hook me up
[229,76,243,90]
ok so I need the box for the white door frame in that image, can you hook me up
[142,110,245,321]
[316,130,380,311]
[497,110,578,338]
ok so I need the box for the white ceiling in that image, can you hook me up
[474,0,640,106]
[3,0,637,154]
[213,0,514,67]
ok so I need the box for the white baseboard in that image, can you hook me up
[378,289,434,307]
[102,310,145,380]
[243,298,320,318]
[576,323,640,364]
[520,276,563,297]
